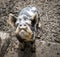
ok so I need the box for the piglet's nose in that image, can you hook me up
[20,24,26,26]
[19,23,27,29]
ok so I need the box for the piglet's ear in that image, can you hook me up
[8,13,17,27]
[37,15,41,29]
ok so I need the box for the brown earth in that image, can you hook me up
[0,0,60,57]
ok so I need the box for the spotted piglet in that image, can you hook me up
[8,6,41,52]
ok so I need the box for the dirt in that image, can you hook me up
[0,0,60,57]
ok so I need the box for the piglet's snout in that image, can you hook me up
[19,23,27,30]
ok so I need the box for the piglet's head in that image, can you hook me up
[8,13,33,41]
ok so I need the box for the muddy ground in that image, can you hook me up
[0,0,60,57]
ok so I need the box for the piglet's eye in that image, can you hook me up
[24,18,27,20]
